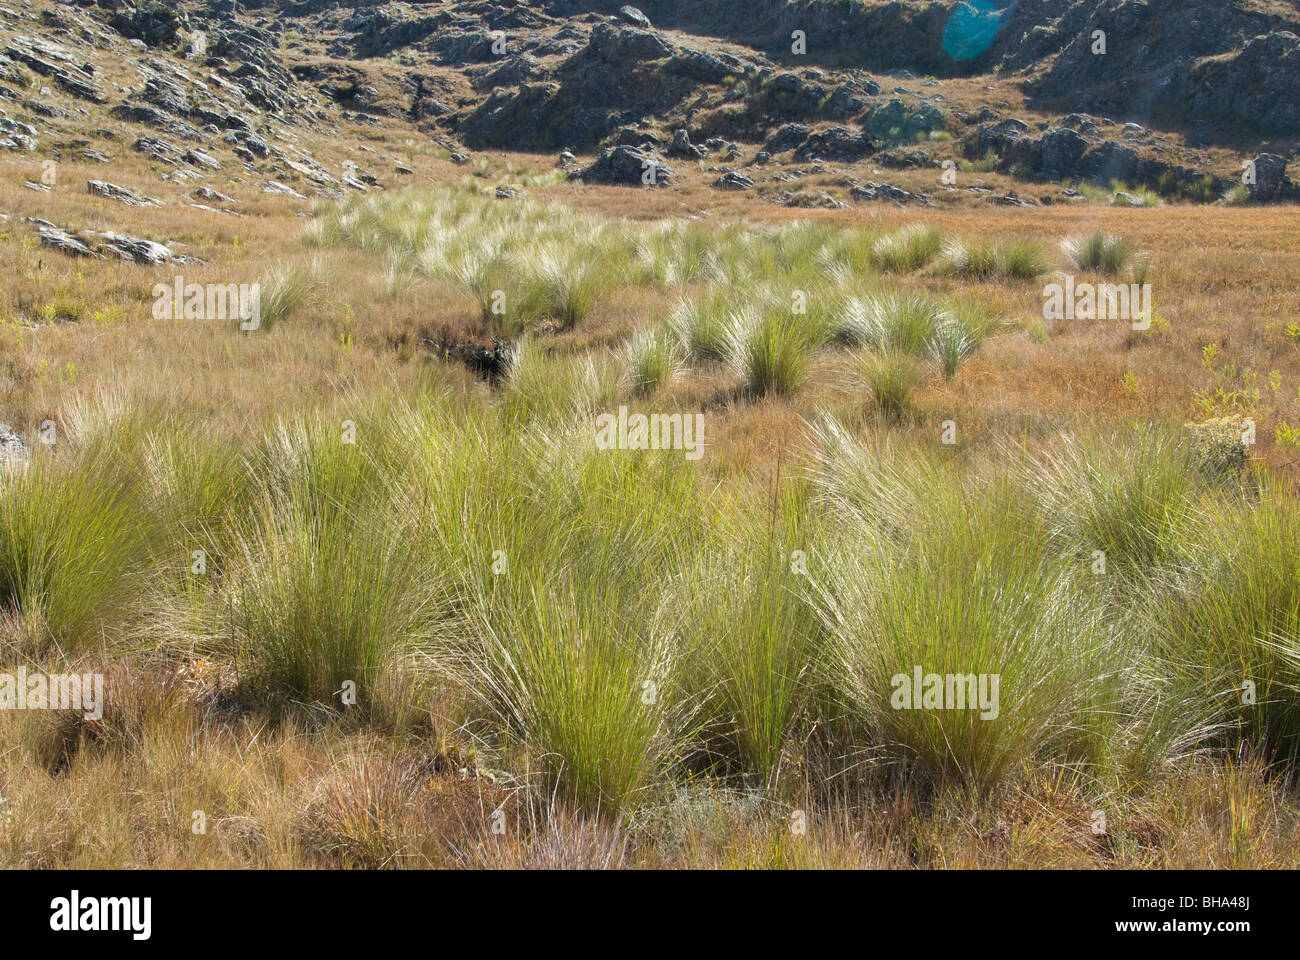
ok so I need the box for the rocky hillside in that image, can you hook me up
[1,0,1297,219]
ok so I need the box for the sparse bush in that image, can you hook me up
[1185,417,1248,481]
[1220,183,1252,206]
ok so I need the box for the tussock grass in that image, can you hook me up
[725,304,817,397]
[940,237,1054,280]
[686,488,822,782]
[12,166,1300,865]
[521,237,616,331]
[1062,231,1142,277]
[501,338,619,425]
[811,423,1122,792]
[224,413,433,715]
[1161,484,1300,762]
[256,263,318,331]
[668,290,735,362]
[1026,428,1197,576]
[834,291,995,378]
[624,326,683,395]
[424,430,709,815]
[855,349,924,418]
[869,224,945,273]
[0,408,160,656]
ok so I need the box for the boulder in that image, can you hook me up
[794,126,871,163]
[109,2,188,47]
[87,180,159,206]
[0,432,26,468]
[37,224,100,258]
[765,123,811,154]
[668,49,742,83]
[666,128,704,159]
[98,232,173,265]
[851,181,924,205]
[865,98,946,143]
[575,145,672,186]
[618,6,652,29]
[1039,127,1089,176]
[713,171,754,190]
[587,23,672,64]
[1247,153,1295,203]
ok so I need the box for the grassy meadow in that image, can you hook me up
[2,152,1300,867]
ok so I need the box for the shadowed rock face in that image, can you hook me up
[4,0,1294,216]
[536,0,1300,137]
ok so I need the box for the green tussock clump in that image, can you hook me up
[255,263,318,331]
[430,433,708,815]
[0,427,159,656]
[224,414,434,716]
[869,224,945,273]
[500,338,619,425]
[810,421,1138,792]
[1025,428,1197,578]
[668,290,735,363]
[941,237,1054,281]
[683,488,823,782]
[1159,484,1300,764]
[725,305,817,397]
[833,292,997,378]
[854,349,924,419]
[1061,231,1142,277]
[624,326,683,396]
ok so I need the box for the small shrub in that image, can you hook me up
[1185,417,1248,482]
